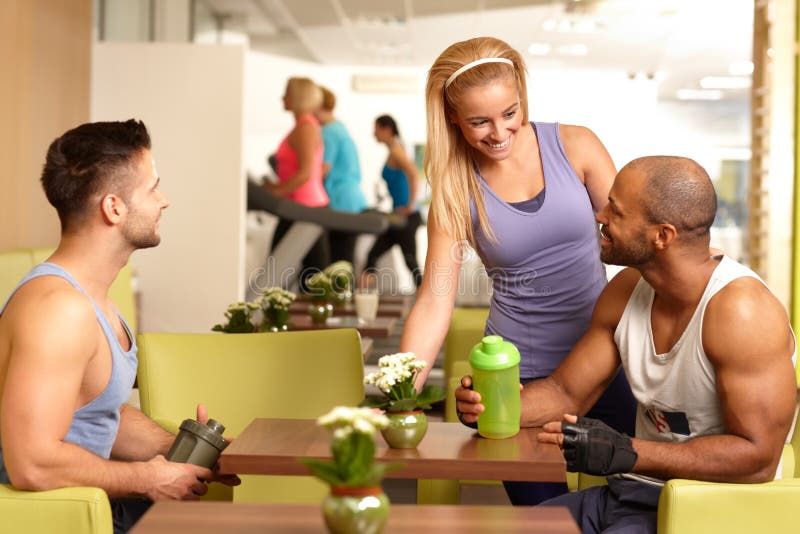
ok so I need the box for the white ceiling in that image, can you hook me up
[198,0,754,101]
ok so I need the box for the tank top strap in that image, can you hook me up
[531,121,580,191]
[1,263,135,353]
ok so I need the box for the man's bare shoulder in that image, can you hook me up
[707,276,788,327]
[704,276,793,363]
[1,277,98,349]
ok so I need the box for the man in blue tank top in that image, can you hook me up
[0,120,239,533]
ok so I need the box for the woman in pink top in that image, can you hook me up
[266,77,328,207]
[267,77,330,291]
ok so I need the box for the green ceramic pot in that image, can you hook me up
[381,411,428,449]
[322,486,389,534]
[309,302,334,325]
[262,307,290,332]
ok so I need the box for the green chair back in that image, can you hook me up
[0,249,39,306]
[136,329,365,503]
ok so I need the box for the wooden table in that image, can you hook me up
[361,336,374,361]
[130,502,579,533]
[219,418,565,483]
[379,294,413,309]
[290,300,409,318]
[288,315,397,338]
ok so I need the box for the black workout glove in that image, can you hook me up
[561,416,638,476]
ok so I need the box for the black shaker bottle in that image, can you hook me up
[166,418,228,469]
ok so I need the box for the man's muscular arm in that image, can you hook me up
[631,278,796,483]
[1,286,210,500]
[112,405,174,461]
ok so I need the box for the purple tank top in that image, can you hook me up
[470,122,606,378]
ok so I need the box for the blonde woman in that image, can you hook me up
[399,37,635,504]
[266,77,328,206]
[267,77,330,288]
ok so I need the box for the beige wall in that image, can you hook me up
[0,0,92,249]
[92,43,247,333]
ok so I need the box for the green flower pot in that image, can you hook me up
[262,307,290,332]
[322,486,389,534]
[309,302,334,325]
[381,411,428,449]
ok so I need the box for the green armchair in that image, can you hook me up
[0,484,112,534]
[657,365,800,533]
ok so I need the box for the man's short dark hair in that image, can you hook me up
[628,156,717,242]
[41,119,151,232]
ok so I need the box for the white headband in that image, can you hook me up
[444,58,514,89]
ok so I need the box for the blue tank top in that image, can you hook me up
[0,263,138,483]
[382,164,410,209]
[470,122,606,379]
[322,120,367,213]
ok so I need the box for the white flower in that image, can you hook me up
[317,406,388,435]
[227,302,252,312]
[364,353,426,395]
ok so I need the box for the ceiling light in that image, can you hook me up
[699,76,751,89]
[728,60,754,76]
[528,43,552,56]
[676,89,723,101]
[555,44,589,57]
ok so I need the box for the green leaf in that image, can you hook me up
[299,458,345,486]
[361,396,389,409]
[416,385,446,406]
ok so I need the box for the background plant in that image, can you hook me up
[362,353,445,412]
[323,261,355,299]
[301,406,400,487]
[256,287,296,330]
[211,301,259,333]
[304,271,336,302]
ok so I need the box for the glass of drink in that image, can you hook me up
[354,289,379,323]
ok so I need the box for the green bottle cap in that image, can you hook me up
[469,335,521,370]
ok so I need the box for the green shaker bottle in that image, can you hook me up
[469,335,521,439]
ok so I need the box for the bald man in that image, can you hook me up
[456,156,797,533]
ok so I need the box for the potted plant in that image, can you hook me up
[323,260,355,304]
[305,271,336,324]
[362,353,446,448]
[211,301,259,333]
[301,406,399,534]
[255,287,296,332]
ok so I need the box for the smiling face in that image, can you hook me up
[448,78,523,162]
[119,149,170,250]
[596,167,656,267]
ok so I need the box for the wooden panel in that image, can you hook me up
[0,0,91,249]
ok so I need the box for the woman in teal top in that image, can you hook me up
[362,115,422,288]
[316,86,368,263]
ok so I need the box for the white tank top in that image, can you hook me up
[614,255,796,484]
